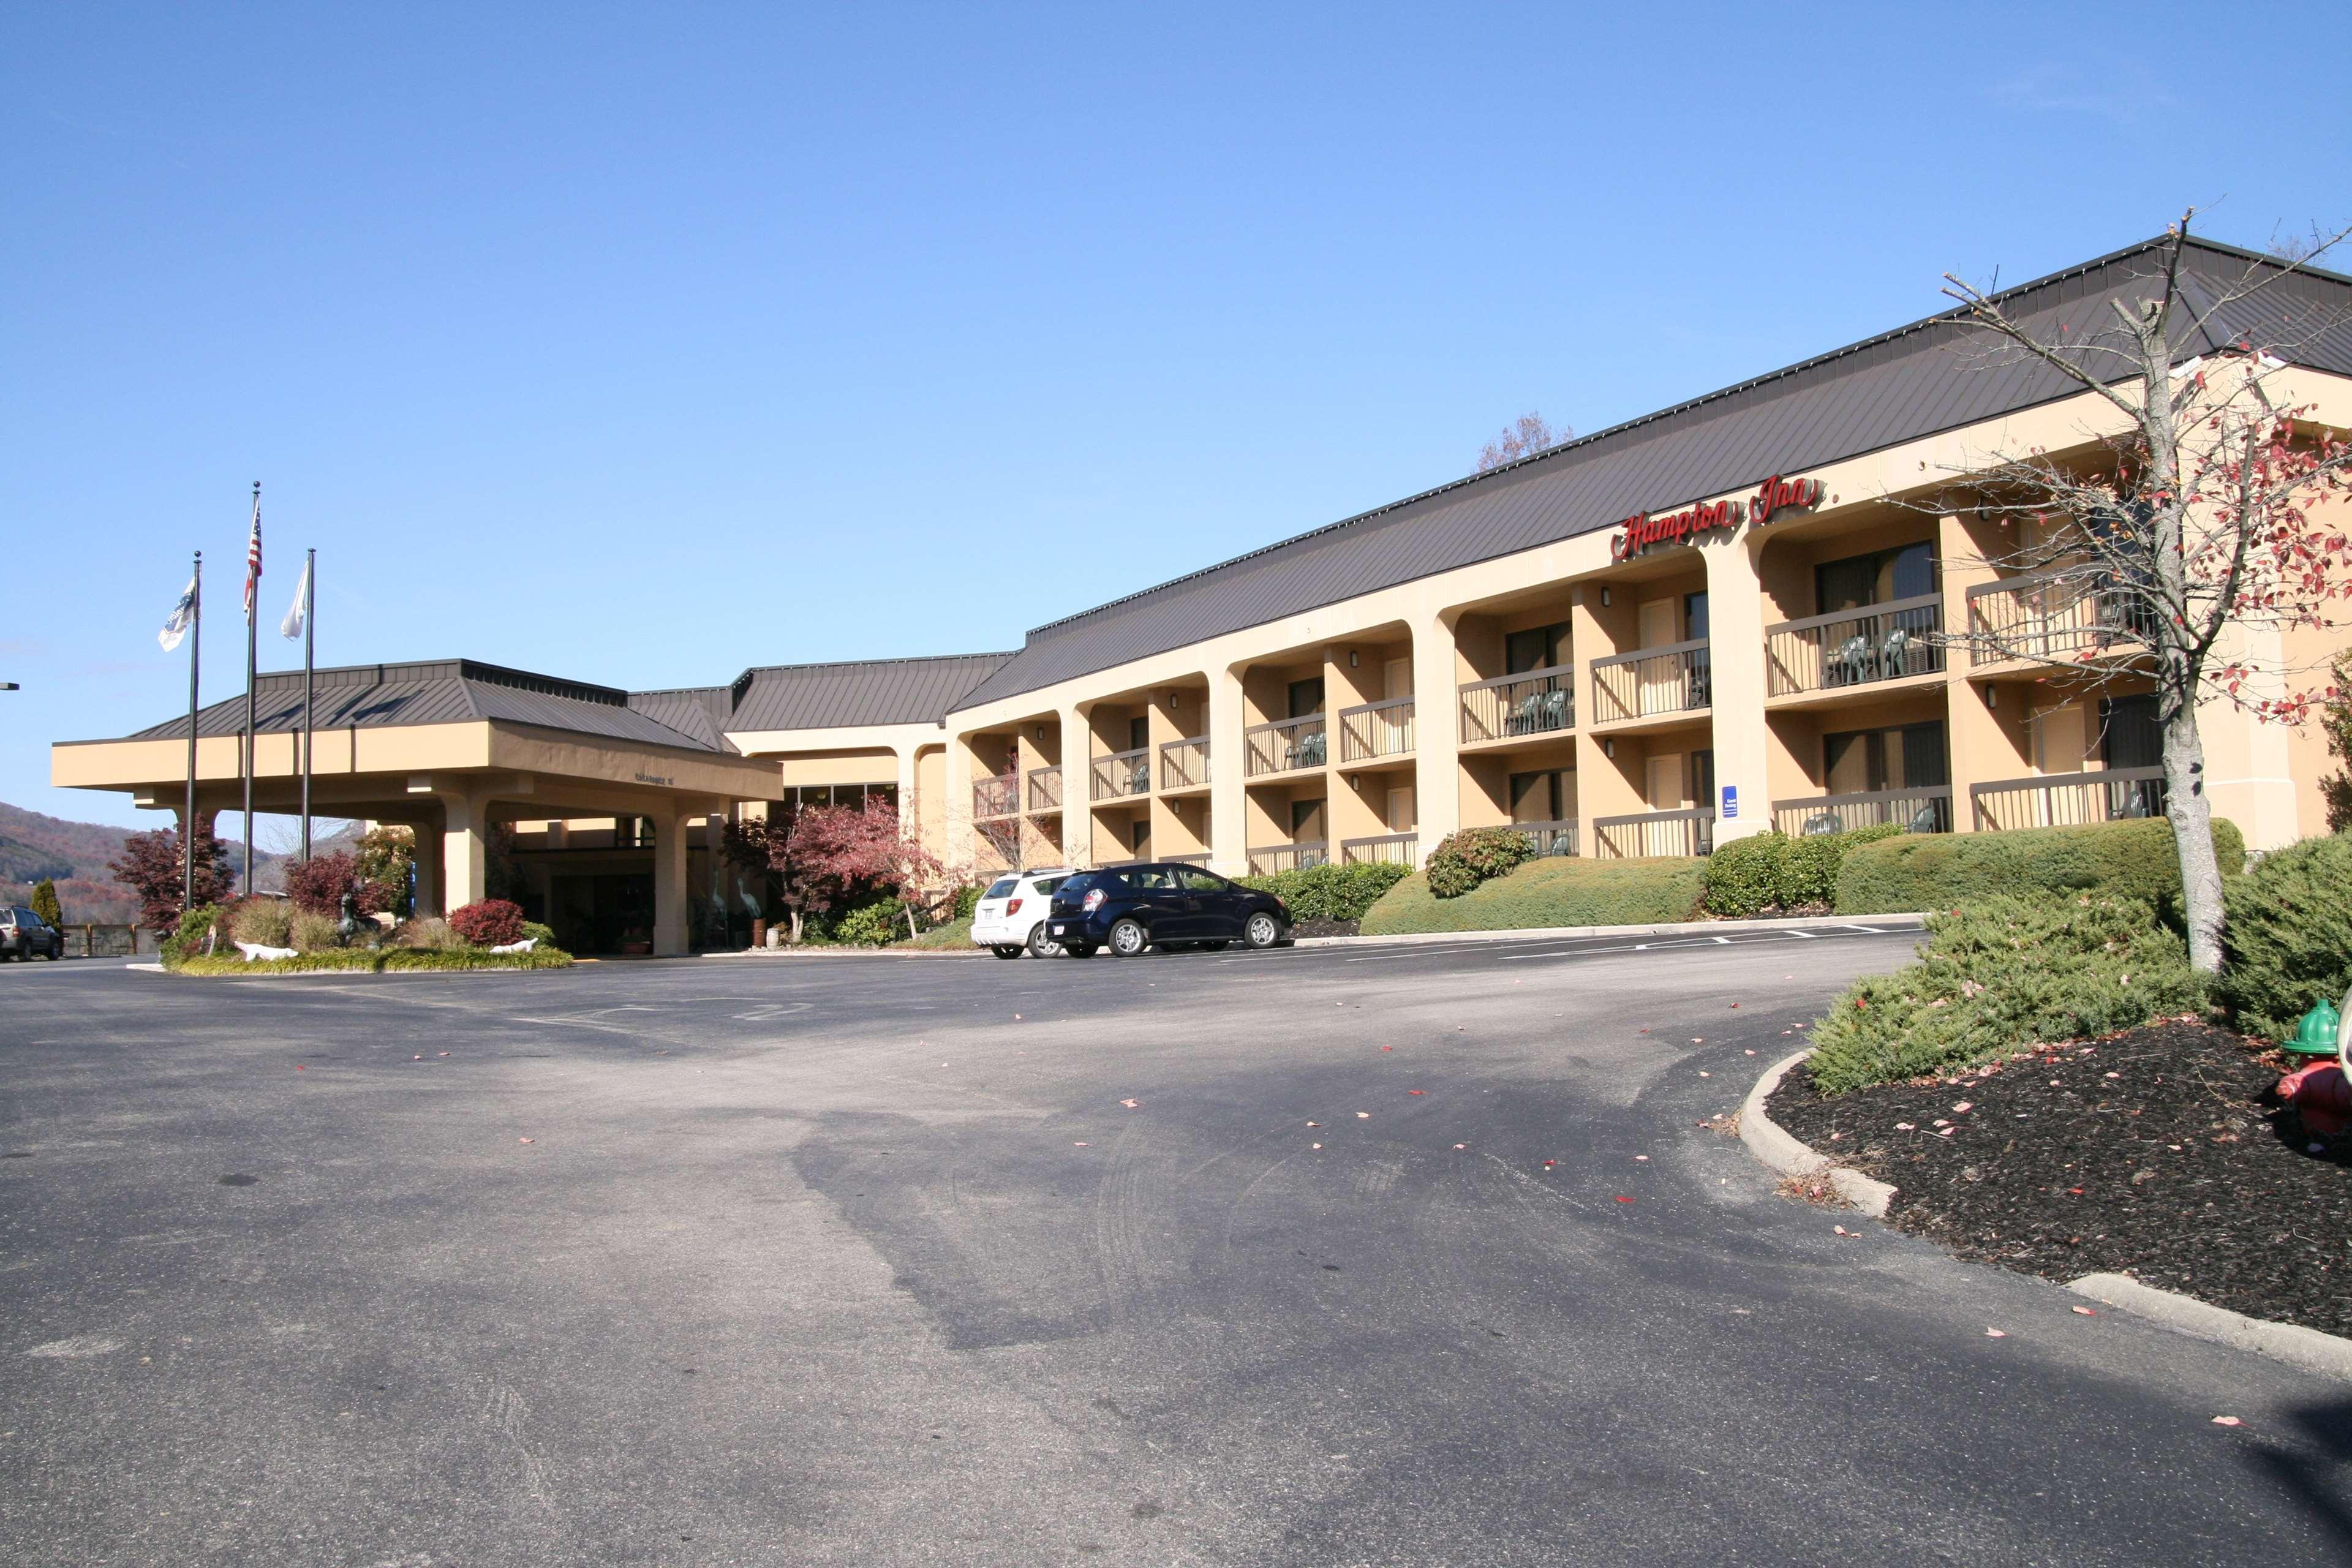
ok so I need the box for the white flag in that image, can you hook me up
[159,575,198,652]
[280,557,311,640]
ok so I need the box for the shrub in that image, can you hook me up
[1360,856,1706,935]
[289,910,345,952]
[951,884,986,922]
[2220,832,2352,1042]
[1833,817,2244,918]
[831,897,904,947]
[1423,827,1537,899]
[230,898,295,950]
[160,903,230,967]
[448,899,526,947]
[1804,894,2206,1095]
[1705,824,1904,917]
[1241,861,1411,923]
[29,878,62,928]
[353,826,416,918]
[283,851,358,916]
[519,920,557,948]
[394,916,465,951]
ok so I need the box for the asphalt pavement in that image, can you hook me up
[2,929,2346,1566]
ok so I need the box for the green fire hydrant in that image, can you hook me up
[2287,996,2342,1057]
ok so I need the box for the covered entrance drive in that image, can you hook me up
[51,659,785,957]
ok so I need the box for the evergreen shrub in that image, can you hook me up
[2219,832,2352,1042]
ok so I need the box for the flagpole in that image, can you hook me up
[300,547,315,862]
[184,552,202,911]
[243,481,258,897]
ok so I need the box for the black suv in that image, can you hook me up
[1046,864,1291,958]
[1,906,64,961]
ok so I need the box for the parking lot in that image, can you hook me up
[3,931,2348,1566]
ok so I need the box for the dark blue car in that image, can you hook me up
[1046,863,1291,958]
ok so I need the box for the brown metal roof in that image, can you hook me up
[950,236,2352,712]
[127,660,725,752]
[726,653,1014,734]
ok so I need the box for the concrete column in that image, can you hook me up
[894,744,920,834]
[1057,704,1091,867]
[1702,535,1771,845]
[652,806,692,957]
[410,817,442,916]
[1207,668,1248,876]
[439,788,491,916]
[946,729,980,873]
[1412,609,1463,860]
[1939,510,2024,834]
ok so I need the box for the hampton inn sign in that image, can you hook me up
[1610,472,1826,560]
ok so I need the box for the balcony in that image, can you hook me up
[1091,747,1152,802]
[1591,808,1715,859]
[1159,736,1210,791]
[973,773,1019,820]
[1245,714,1328,777]
[1771,786,1952,837]
[1965,565,2158,668]
[1970,767,2166,831]
[1511,818,1578,858]
[1338,698,1415,764]
[1460,663,1574,745]
[1248,840,1329,875]
[1591,640,1711,725]
[1342,832,1419,868]
[1025,766,1063,813]
[1765,594,1944,698]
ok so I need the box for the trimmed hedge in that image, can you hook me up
[1424,827,1537,899]
[1833,816,2244,916]
[1703,824,1904,918]
[1804,894,2205,1095]
[1242,861,1411,924]
[832,897,906,947]
[1359,856,1705,935]
[2220,832,2352,1042]
[175,946,573,976]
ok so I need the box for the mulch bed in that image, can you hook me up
[1768,1019,2352,1339]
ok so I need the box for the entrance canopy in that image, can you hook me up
[52,658,784,954]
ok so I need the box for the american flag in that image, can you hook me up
[242,487,262,622]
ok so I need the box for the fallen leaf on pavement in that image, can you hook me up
[518,1137,534,1144]
[2071,1305,2097,1316]
[1614,1196,1634,1203]
[1453,1144,1467,1150]
[1120,1099,1140,1109]
[1073,1142,1090,1147]
[1408,1090,1425,1096]
[1634,1155,1649,1161]
[1311,1143,1322,1150]
[1985,1328,2007,1338]
[1355,1112,1370,1120]
[2212,1415,2242,1427]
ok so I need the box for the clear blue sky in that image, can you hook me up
[4,2,2345,832]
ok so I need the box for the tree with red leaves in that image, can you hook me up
[283,851,356,916]
[108,825,235,931]
[1932,211,2352,973]
[761,797,946,943]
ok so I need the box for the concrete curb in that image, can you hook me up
[1297,913,1927,950]
[1738,1049,1898,1217]
[2067,1273,2352,1384]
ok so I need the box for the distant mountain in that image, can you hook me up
[0,800,274,924]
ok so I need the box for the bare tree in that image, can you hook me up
[1928,211,2352,974]
[1477,413,1571,473]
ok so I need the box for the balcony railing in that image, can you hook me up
[1338,697,1415,763]
[1159,736,1210,791]
[973,773,1019,820]
[1965,565,2159,668]
[1343,832,1419,868]
[1765,594,1944,696]
[1771,786,1952,837]
[1245,714,1328,777]
[1512,818,1579,858]
[1591,639,1711,723]
[1091,747,1152,801]
[1248,840,1330,875]
[1970,766,2167,831]
[1460,663,1574,744]
[1591,808,1716,859]
[1164,852,1211,867]
[1025,766,1063,813]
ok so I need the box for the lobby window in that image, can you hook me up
[1506,622,1569,674]
[1817,541,1936,616]
[1823,721,1948,795]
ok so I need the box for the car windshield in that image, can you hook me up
[983,878,1019,899]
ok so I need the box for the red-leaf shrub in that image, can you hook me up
[108,826,236,932]
[284,851,358,916]
[448,898,526,946]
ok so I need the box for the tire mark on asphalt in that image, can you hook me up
[479,1382,558,1514]
[1093,1121,1150,1331]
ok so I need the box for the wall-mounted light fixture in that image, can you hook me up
[1035,724,1047,741]
[1983,684,1997,710]
[1602,738,1616,759]
[1348,650,1359,668]
[1599,587,1612,607]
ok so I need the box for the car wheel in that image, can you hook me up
[1243,912,1283,950]
[1025,925,1062,959]
[1063,943,1096,959]
[1107,918,1148,957]
[991,945,1024,959]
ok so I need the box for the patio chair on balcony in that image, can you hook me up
[1880,626,1913,677]
[1825,633,1871,688]
[1907,803,1942,834]
[1801,812,1844,836]
[1289,730,1327,770]
[1128,761,1150,795]
[1507,687,1568,736]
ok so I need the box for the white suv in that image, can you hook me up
[971,869,1075,959]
